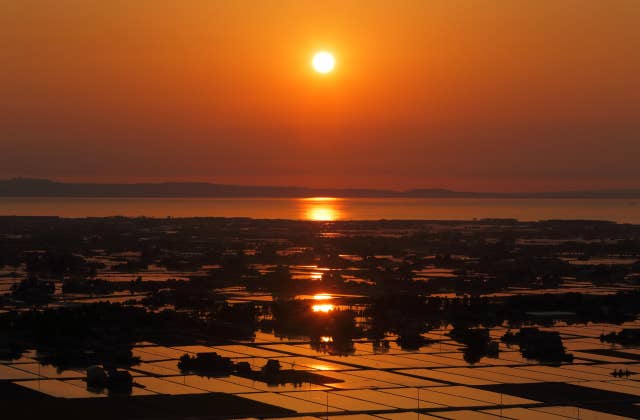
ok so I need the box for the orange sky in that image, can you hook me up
[1,1,639,191]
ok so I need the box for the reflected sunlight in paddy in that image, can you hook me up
[312,303,335,313]
[311,293,335,312]
[309,272,323,280]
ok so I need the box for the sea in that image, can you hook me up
[0,197,638,223]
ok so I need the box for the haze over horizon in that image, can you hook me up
[2,1,639,192]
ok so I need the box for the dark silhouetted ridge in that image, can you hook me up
[0,178,639,198]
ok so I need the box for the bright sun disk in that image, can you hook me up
[312,51,335,74]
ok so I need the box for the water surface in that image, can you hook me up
[0,197,638,223]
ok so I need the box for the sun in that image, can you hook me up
[312,51,335,74]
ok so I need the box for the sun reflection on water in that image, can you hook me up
[300,197,343,221]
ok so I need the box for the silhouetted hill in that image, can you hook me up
[404,188,640,199]
[0,178,639,198]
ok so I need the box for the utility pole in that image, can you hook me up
[326,389,329,420]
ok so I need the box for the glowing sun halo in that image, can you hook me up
[312,51,335,74]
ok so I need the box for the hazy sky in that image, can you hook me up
[1,1,639,191]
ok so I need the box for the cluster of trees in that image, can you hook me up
[502,328,573,364]
[178,352,235,376]
[0,302,257,370]
[178,352,341,386]
[600,328,640,345]
[10,276,55,303]
[449,327,498,364]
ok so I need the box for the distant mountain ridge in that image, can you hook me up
[0,178,639,199]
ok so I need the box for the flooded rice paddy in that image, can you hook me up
[4,321,640,418]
